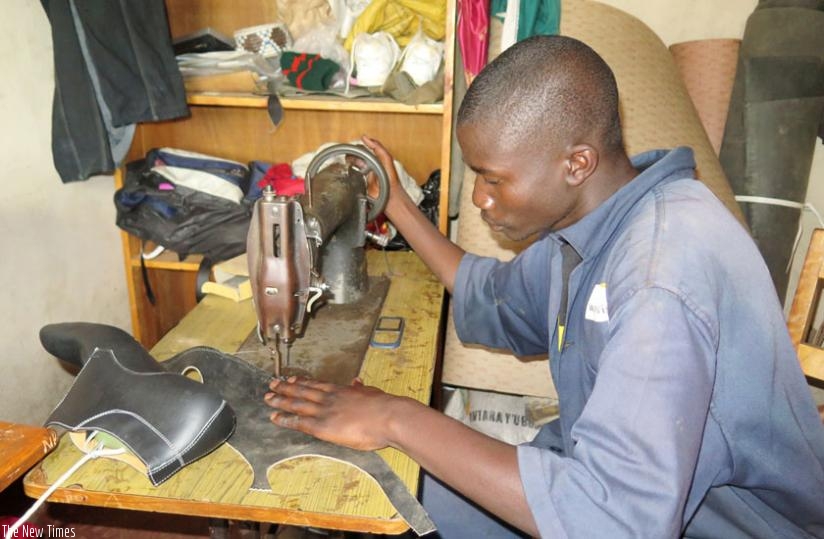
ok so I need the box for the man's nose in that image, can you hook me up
[472,175,494,210]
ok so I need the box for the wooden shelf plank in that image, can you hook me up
[186,92,443,115]
[129,250,203,271]
[798,343,824,382]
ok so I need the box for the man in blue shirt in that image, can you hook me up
[264,35,824,537]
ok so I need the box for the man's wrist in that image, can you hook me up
[385,188,417,220]
[383,395,425,451]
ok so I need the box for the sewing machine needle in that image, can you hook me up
[270,341,282,379]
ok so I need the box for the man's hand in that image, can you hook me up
[264,376,403,451]
[264,377,538,535]
[348,135,413,216]
[358,135,465,293]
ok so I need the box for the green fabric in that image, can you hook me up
[279,52,340,92]
[490,0,561,39]
[491,0,507,20]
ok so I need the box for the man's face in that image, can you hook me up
[457,123,580,242]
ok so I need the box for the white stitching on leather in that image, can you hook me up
[49,345,231,484]
[178,400,229,458]
[46,348,108,416]
[75,409,183,466]
[47,422,149,472]
[149,399,229,473]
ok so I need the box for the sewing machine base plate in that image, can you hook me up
[236,275,390,384]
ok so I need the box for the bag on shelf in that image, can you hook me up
[114,148,254,263]
[399,23,444,86]
[347,31,400,90]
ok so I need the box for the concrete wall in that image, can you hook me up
[0,1,130,424]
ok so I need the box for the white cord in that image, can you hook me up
[141,244,166,260]
[4,436,125,539]
[734,195,824,272]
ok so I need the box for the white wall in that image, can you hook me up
[597,0,755,44]
[0,1,130,424]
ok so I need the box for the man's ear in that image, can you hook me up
[565,145,598,187]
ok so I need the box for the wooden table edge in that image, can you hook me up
[0,423,59,493]
[22,476,410,535]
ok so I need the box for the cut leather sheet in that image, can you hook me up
[164,348,435,536]
[40,322,433,534]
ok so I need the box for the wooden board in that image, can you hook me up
[165,0,281,40]
[0,422,58,493]
[24,251,444,534]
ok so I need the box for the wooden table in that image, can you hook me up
[24,251,444,534]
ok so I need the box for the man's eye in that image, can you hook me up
[484,177,500,185]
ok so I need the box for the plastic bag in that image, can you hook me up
[291,20,351,74]
[275,0,334,41]
[343,0,446,50]
[399,22,444,85]
[348,31,400,89]
[443,388,541,445]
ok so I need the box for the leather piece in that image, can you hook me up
[719,5,824,302]
[39,322,162,372]
[45,346,236,486]
[267,94,284,126]
[40,323,433,534]
[164,348,435,536]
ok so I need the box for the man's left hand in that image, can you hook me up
[264,376,400,451]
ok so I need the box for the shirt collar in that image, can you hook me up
[554,147,697,259]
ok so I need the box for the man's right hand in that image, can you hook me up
[358,134,466,293]
[359,135,410,217]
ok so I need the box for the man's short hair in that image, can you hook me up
[457,35,624,155]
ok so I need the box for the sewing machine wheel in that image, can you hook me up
[305,143,390,222]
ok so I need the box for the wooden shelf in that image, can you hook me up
[129,249,203,271]
[186,92,444,115]
[120,0,457,348]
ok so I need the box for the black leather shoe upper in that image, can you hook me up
[42,323,235,486]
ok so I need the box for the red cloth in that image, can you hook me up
[257,163,391,230]
[257,163,304,196]
[367,214,390,234]
[458,0,490,83]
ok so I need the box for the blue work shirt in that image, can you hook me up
[453,148,824,538]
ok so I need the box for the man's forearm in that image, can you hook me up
[387,396,540,536]
[385,192,465,294]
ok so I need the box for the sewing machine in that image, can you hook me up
[244,144,392,380]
